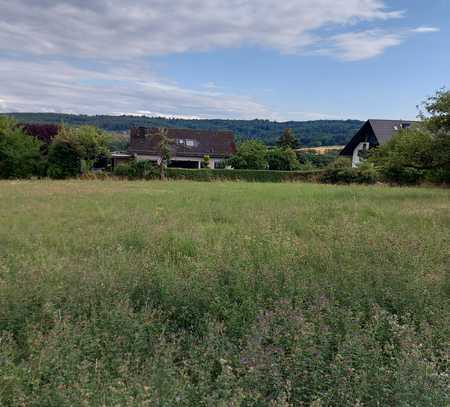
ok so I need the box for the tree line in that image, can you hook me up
[4,113,362,147]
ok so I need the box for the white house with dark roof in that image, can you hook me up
[112,127,237,169]
[340,119,417,167]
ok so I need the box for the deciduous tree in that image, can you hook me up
[267,147,300,171]
[227,140,268,170]
[0,117,41,178]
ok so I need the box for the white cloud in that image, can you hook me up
[0,0,403,58]
[0,57,275,119]
[325,30,403,61]
[0,1,436,118]
[411,26,440,33]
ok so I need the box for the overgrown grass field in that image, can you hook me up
[1,180,449,406]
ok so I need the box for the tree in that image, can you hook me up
[420,88,450,134]
[76,126,110,171]
[227,140,268,170]
[158,128,171,180]
[369,127,435,184]
[47,125,82,179]
[267,147,300,171]
[0,116,42,178]
[277,128,300,149]
[421,89,450,173]
[370,89,450,184]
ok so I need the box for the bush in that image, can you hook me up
[321,161,379,184]
[227,140,268,170]
[76,125,111,171]
[0,117,42,179]
[379,166,425,185]
[425,167,450,184]
[267,147,300,171]
[165,168,323,182]
[369,128,433,185]
[113,163,132,177]
[114,160,158,179]
[47,138,81,179]
[297,150,340,168]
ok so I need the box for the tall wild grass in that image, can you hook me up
[0,180,448,405]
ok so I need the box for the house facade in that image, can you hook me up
[113,127,237,169]
[340,119,416,167]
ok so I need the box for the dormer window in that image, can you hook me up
[400,123,411,129]
[176,138,195,146]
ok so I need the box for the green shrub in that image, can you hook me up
[330,156,352,169]
[0,117,42,179]
[165,168,323,182]
[297,149,340,168]
[113,163,132,177]
[114,160,158,179]
[379,166,425,185]
[321,161,379,184]
[227,140,269,169]
[425,167,450,184]
[267,147,300,171]
[47,138,81,179]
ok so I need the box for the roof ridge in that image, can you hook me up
[368,118,418,122]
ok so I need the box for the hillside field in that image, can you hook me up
[0,180,449,405]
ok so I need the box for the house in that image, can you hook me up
[113,127,237,169]
[340,119,417,167]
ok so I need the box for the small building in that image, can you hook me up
[340,119,416,167]
[120,127,237,169]
[111,152,134,169]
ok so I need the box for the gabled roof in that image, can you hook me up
[368,119,418,145]
[341,119,418,156]
[128,127,237,158]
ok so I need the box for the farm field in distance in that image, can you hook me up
[0,180,449,405]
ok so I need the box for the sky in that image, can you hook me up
[0,0,448,121]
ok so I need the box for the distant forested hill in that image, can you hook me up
[4,113,363,147]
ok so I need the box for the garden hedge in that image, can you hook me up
[165,168,324,182]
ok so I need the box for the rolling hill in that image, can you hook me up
[4,113,363,147]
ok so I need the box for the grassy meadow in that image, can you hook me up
[0,180,449,406]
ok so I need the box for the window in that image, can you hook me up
[214,160,225,169]
[177,139,184,144]
[186,139,194,147]
[400,123,411,129]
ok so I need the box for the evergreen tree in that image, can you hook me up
[277,128,300,149]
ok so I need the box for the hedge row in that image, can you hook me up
[165,168,325,182]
